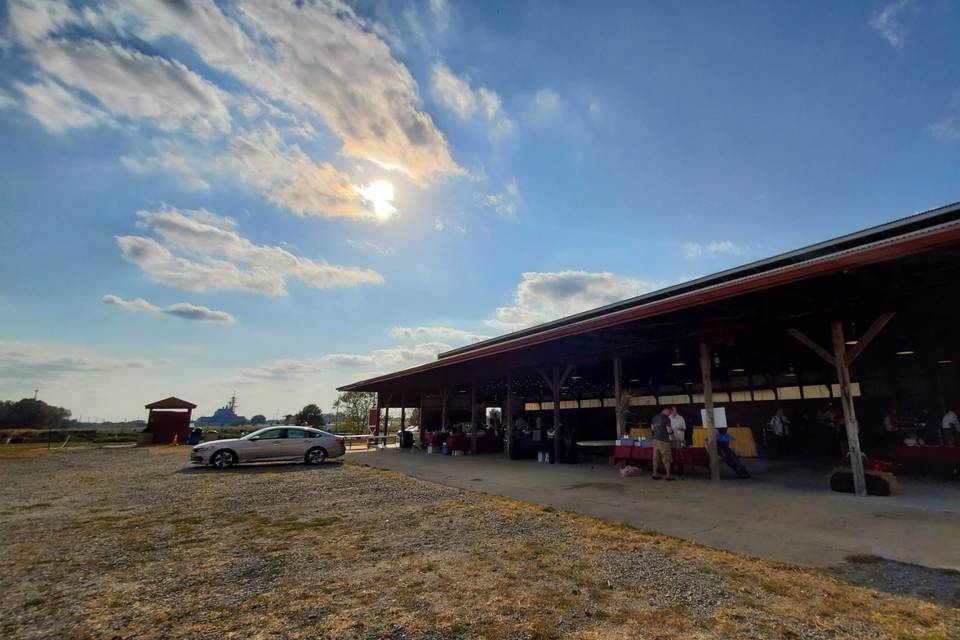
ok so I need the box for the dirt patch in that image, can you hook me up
[0,447,956,640]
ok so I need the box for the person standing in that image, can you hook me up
[942,407,959,447]
[668,406,687,447]
[650,408,675,481]
[766,408,791,457]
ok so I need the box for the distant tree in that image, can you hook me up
[295,404,326,427]
[283,414,295,425]
[409,408,421,427]
[0,398,72,429]
[333,391,376,434]
[250,414,267,425]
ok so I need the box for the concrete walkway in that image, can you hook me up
[349,449,960,569]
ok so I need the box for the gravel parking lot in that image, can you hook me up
[0,446,957,639]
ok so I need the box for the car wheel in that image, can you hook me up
[306,447,328,465]
[211,450,236,468]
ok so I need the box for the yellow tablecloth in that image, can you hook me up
[628,427,652,439]
[692,427,757,457]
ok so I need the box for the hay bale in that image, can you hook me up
[829,467,900,496]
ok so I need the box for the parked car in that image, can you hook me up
[191,427,345,468]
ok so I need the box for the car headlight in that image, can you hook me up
[193,445,212,452]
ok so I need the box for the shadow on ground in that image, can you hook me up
[176,461,344,475]
[828,555,960,607]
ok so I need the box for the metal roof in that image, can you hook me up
[145,396,197,410]
[339,201,960,391]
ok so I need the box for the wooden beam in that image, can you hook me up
[440,386,449,432]
[470,380,478,454]
[787,328,835,367]
[613,356,624,439]
[552,366,561,464]
[505,374,514,459]
[699,342,720,481]
[399,392,406,434]
[845,312,895,365]
[831,321,867,497]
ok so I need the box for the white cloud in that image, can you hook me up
[123,124,381,220]
[432,62,513,139]
[484,177,520,217]
[116,207,383,296]
[434,217,446,231]
[102,294,235,324]
[433,217,466,234]
[0,340,153,380]
[487,270,659,332]
[390,326,490,345]
[31,38,232,137]
[13,78,109,133]
[868,0,913,49]
[683,240,743,260]
[5,0,464,209]
[431,63,477,119]
[535,88,560,112]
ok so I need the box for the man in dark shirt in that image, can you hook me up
[650,408,675,481]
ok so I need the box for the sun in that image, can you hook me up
[357,179,397,221]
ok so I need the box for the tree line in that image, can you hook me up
[0,398,72,429]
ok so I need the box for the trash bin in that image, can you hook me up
[400,430,413,448]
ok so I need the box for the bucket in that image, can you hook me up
[442,443,451,455]
[427,445,435,454]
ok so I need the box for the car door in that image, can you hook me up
[279,428,310,460]
[247,428,286,461]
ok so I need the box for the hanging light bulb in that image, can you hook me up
[786,363,797,377]
[713,352,721,368]
[671,348,685,367]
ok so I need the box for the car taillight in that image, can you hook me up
[336,436,344,444]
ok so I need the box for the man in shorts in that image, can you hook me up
[651,407,675,481]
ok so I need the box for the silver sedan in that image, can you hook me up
[191,427,346,468]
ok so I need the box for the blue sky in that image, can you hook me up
[0,0,958,421]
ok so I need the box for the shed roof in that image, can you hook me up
[339,201,960,392]
[145,396,197,410]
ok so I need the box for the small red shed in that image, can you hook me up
[144,397,197,445]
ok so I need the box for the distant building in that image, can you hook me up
[196,394,248,427]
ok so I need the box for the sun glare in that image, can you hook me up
[357,180,397,221]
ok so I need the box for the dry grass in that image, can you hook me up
[0,448,956,640]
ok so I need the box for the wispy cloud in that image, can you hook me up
[116,207,383,296]
[484,178,520,217]
[102,294,235,324]
[432,62,513,140]
[868,0,913,49]
[0,340,154,380]
[390,326,490,345]
[683,240,743,260]
[345,239,395,256]
[4,0,463,215]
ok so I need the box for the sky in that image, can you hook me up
[0,0,958,422]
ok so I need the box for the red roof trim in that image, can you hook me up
[145,396,197,409]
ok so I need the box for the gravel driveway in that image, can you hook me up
[0,446,956,639]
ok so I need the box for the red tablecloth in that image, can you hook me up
[892,444,960,465]
[613,445,710,468]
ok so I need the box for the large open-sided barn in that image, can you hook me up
[340,203,960,496]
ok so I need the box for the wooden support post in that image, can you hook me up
[440,386,449,431]
[419,391,426,446]
[505,374,514,459]
[845,312,895,365]
[552,367,561,464]
[700,343,720,481]
[471,380,479,454]
[400,392,406,440]
[383,393,392,447]
[831,321,867,497]
[613,356,624,439]
[374,392,381,438]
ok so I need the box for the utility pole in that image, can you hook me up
[34,389,39,400]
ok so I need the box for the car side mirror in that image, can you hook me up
[250,436,260,441]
